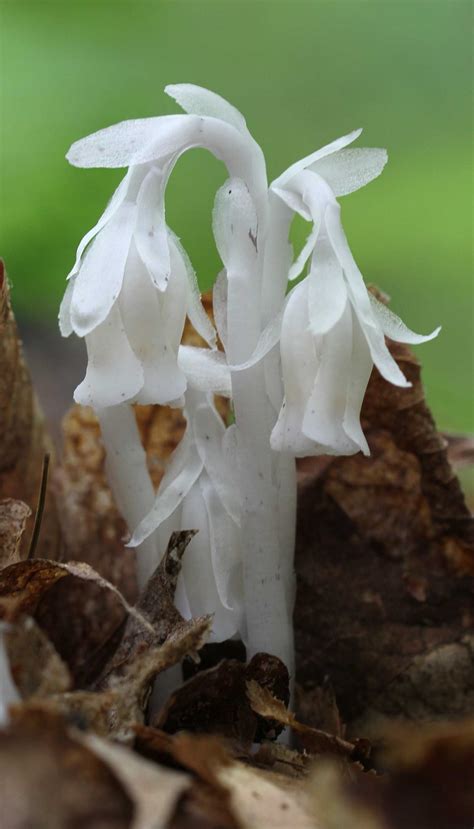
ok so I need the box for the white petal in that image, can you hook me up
[342,309,373,456]
[360,314,411,387]
[271,185,311,221]
[0,624,20,726]
[66,115,186,168]
[369,294,441,344]
[324,200,374,321]
[58,277,75,337]
[165,83,248,135]
[212,177,258,272]
[178,346,231,397]
[212,269,228,349]
[128,427,203,547]
[74,303,143,408]
[119,244,187,406]
[302,302,360,455]
[307,234,348,336]
[270,280,318,456]
[70,201,137,336]
[168,232,217,348]
[192,405,241,525]
[272,128,362,190]
[310,147,388,196]
[227,302,286,372]
[181,478,239,641]
[134,165,171,291]
[67,168,133,279]
[200,473,244,618]
[288,224,319,281]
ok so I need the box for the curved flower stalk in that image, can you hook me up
[130,391,245,642]
[269,131,440,456]
[0,623,20,726]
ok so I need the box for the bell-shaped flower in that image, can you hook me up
[270,132,440,457]
[0,623,20,726]
[128,391,244,643]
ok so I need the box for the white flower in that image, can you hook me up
[0,624,20,726]
[270,131,440,457]
[59,83,267,410]
[128,391,244,643]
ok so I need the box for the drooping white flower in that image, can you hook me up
[128,391,244,643]
[270,131,440,456]
[0,624,20,726]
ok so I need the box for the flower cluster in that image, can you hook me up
[61,85,439,673]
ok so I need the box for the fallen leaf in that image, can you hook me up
[4,614,71,698]
[0,262,59,559]
[0,499,31,569]
[296,333,474,740]
[156,654,289,744]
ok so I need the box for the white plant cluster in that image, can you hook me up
[59,84,439,681]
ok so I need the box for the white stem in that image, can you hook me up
[225,195,296,682]
[97,404,159,589]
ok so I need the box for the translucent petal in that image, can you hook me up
[288,224,319,281]
[310,147,388,196]
[120,244,187,406]
[74,303,143,408]
[181,478,239,641]
[165,83,248,135]
[212,269,228,349]
[272,128,362,190]
[66,115,186,168]
[58,277,75,337]
[192,404,241,525]
[271,185,311,221]
[67,168,133,279]
[370,294,441,344]
[324,200,374,321]
[307,235,348,336]
[128,427,203,547]
[168,232,217,348]
[200,473,244,618]
[342,309,372,456]
[360,313,411,387]
[70,201,137,336]
[134,166,171,291]
[270,280,318,456]
[302,302,361,455]
[212,177,258,272]
[178,346,231,397]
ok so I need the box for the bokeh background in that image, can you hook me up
[0,0,472,438]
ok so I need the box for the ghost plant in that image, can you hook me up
[60,84,439,683]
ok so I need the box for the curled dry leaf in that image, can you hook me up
[0,499,31,569]
[0,263,59,559]
[246,680,370,765]
[4,614,71,699]
[155,653,290,744]
[296,334,474,739]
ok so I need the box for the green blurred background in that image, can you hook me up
[0,0,472,432]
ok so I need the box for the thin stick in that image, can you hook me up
[28,453,50,560]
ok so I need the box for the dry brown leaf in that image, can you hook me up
[0,709,134,829]
[0,263,59,559]
[0,498,31,569]
[5,614,71,698]
[155,653,289,744]
[247,681,370,765]
[296,335,474,740]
